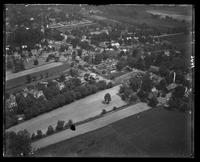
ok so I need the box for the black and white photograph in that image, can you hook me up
[3,4,194,157]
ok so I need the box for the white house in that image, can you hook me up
[6,94,17,110]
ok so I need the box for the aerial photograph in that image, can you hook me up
[3,4,194,157]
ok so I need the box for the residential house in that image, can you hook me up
[57,82,65,91]
[148,65,160,74]
[166,83,177,92]
[6,94,17,110]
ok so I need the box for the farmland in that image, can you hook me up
[96,5,192,29]
[34,108,192,157]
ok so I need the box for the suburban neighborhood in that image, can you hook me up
[4,4,194,157]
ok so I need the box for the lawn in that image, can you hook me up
[34,108,193,157]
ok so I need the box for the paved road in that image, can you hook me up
[31,102,151,150]
[6,62,64,81]
[6,85,125,135]
[152,32,184,38]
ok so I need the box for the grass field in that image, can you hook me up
[34,108,192,157]
[160,33,192,53]
[96,5,192,29]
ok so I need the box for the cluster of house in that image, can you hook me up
[92,59,118,75]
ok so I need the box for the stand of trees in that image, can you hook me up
[6,78,113,129]
[4,130,32,157]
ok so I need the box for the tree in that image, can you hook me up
[104,93,111,104]
[63,91,74,104]
[94,53,103,65]
[127,57,137,68]
[84,73,90,81]
[4,130,32,157]
[107,82,113,89]
[156,78,167,92]
[36,130,43,139]
[119,84,133,101]
[97,80,107,90]
[33,59,39,65]
[148,96,158,107]
[65,119,73,129]
[167,97,181,110]
[55,120,65,131]
[159,65,170,77]
[172,57,185,72]
[172,86,185,99]
[70,77,81,88]
[129,93,138,103]
[26,75,32,84]
[116,59,127,71]
[46,125,54,135]
[15,94,28,114]
[141,74,153,92]
[59,74,66,82]
[31,133,36,141]
[101,109,107,115]
[129,77,140,92]
[137,90,148,102]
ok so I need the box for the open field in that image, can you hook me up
[6,85,125,135]
[160,32,192,53]
[34,108,192,157]
[96,5,192,29]
[31,102,150,150]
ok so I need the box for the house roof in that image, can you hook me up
[166,83,177,91]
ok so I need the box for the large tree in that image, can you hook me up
[129,77,141,92]
[141,74,153,92]
[119,84,133,101]
[4,130,32,157]
[172,85,186,99]
[104,93,111,104]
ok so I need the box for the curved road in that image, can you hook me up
[6,85,125,135]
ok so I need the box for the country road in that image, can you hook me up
[31,102,151,150]
[6,85,126,135]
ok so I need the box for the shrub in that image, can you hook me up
[137,90,148,101]
[46,125,54,135]
[97,80,107,90]
[148,96,158,107]
[31,133,36,140]
[64,119,73,129]
[107,82,113,89]
[34,59,39,65]
[36,130,43,139]
[101,109,107,115]
[129,93,138,103]
[55,120,65,131]
[113,106,117,110]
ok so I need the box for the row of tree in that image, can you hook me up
[5,78,113,129]
[4,129,32,157]
[31,119,75,141]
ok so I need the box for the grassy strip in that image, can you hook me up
[31,102,136,143]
